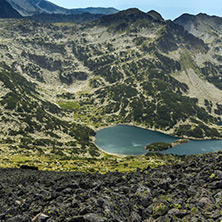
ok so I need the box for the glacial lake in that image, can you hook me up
[95,125,222,155]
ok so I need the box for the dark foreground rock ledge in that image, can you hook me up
[1,152,222,221]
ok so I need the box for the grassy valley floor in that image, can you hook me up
[0,143,183,173]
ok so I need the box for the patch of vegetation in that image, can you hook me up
[89,77,104,88]
[23,52,62,71]
[201,62,222,90]
[0,146,184,173]
[21,63,44,82]
[214,103,222,115]
[174,122,220,138]
[59,71,88,85]
[58,101,80,110]
[145,142,172,152]
[57,93,75,100]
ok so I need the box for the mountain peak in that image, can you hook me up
[174,13,196,24]
[196,13,209,17]
[174,12,222,43]
[174,12,222,25]
[98,8,161,27]
[147,10,164,21]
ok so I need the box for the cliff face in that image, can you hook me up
[0,151,222,221]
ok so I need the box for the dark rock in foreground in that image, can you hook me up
[1,152,222,221]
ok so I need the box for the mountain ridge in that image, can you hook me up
[6,0,119,16]
[174,13,222,90]
[97,8,165,27]
[174,12,222,41]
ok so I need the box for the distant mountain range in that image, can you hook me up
[174,13,222,43]
[5,0,119,16]
[0,0,22,18]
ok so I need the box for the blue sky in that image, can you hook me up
[49,0,222,20]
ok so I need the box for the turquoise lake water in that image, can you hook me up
[95,125,222,155]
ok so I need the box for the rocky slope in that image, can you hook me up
[1,9,222,168]
[0,0,22,18]
[0,151,222,221]
[60,9,222,138]
[174,13,222,43]
[174,13,222,91]
[0,18,105,161]
[0,62,100,160]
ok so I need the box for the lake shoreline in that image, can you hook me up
[91,134,130,157]
[93,124,175,156]
[94,124,222,156]
[93,123,221,141]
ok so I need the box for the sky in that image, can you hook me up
[49,0,222,20]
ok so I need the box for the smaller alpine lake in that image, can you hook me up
[95,125,222,155]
